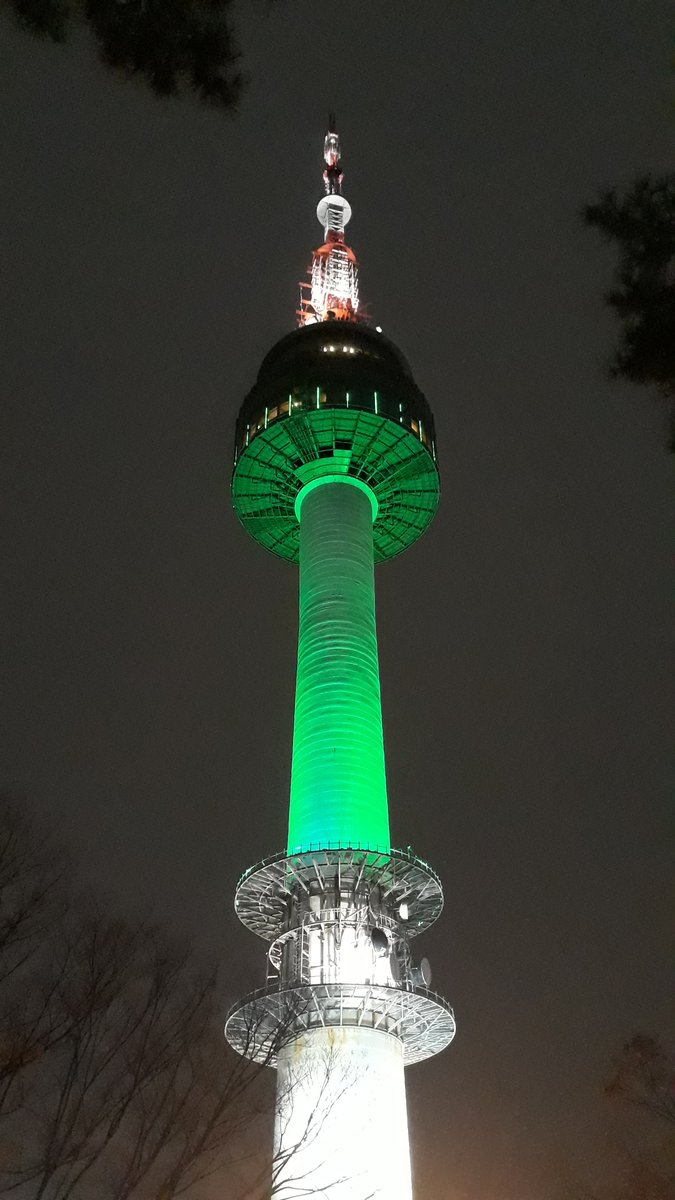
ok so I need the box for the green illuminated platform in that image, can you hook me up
[232,322,440,563]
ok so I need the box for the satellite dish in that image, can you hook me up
[370,927,389,956]
[411,957,433,989]
[389,950,401,984]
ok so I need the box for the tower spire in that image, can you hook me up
[298,117,360,325]
[322,113,342,194]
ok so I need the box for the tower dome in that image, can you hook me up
[233,313,440,563]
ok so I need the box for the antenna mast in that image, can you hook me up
[298,116,360,325]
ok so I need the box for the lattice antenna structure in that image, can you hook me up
[298,116,360,326]
[227,122,453,1200]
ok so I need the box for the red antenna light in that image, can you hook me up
[298,117,360,326]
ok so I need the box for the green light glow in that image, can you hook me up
[295,474,379,523]
[287,478,390,853]
[232,408,439,563]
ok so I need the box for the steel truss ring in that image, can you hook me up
[234,845,444,942]
[224,980,456,1067]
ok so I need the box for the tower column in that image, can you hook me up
[226,122,455,1200]
[273,1026,412,1200]
[288,478,390,854]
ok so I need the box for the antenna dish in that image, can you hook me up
[411,957,432,988]
[317,195,352,231]
[370,927,389,956]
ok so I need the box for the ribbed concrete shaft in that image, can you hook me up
[272,1026,412,1200]
[287,479,390,853]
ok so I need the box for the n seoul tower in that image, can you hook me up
[225,118,455,1200]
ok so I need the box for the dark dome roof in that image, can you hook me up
[256,321,414,385]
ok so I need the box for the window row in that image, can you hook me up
[236,386,436,461]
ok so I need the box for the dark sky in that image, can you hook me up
[2,2,674,1198]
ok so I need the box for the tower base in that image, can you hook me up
[273,1025,412,1200]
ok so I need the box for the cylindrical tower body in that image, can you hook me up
[225,124,455,1200]
[289,478,389,853]
[273,1027,411,1200]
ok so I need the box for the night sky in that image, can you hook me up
[2,3,674,1198]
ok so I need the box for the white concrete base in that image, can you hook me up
[272,1025,412,1200]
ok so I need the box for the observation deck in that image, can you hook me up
[232,322,440,563]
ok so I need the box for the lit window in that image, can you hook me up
[280,399,290,415]
[411,419,419,435]
[268,406,278,421]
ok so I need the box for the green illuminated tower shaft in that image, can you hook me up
[289,478,389,853]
